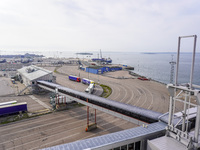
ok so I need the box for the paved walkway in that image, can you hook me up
[29,95,51,110]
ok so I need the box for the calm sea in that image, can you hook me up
[2,51,200,85]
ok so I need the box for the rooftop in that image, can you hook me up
[17,65,52,81]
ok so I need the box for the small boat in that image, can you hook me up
[138,77,149,81]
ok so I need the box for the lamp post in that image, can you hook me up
[98,73,99,84]
[88,67,90,79]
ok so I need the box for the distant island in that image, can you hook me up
[0,53,44,58]
[142,52,157,54]
[75,53,93,55]
[142,52,199,54]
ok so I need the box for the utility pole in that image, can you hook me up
[100,49,102,59]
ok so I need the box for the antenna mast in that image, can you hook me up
[100,49,102,59]
[169,55,176,84]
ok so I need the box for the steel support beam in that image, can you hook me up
[194,105,200,143]
[190,35,197,88]
[182,94,189,132]
[167,86,175,126]
[175,36,181,86]
[59,93,148,126]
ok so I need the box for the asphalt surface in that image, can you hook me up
[0,78,16,96]
[0,64,179,150]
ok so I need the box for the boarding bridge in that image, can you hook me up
[37,80,162,126]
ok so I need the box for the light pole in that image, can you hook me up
[98,72,99,84]
[98,69,101,84]
[88,67,90,79]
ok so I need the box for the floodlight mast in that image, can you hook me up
[169,55,176,84]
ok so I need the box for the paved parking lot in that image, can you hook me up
[0,77,16,96]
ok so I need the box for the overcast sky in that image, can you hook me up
[0,0,200,53]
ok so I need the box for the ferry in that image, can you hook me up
[92,57,112,64]
[91,49,112,64]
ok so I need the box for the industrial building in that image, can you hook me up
[17,65,56,86]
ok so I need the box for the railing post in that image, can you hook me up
[175,37,181,86]
[167,86,175,126]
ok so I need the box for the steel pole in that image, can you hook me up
[95,109,96,124]
[194,105,200,143]
[189,35,197,88]
[87,99,89,126]
[168,96,174,125]
[175,37,181,86]
[182,94,188,132]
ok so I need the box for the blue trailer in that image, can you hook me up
[0,102,27,116]
[68,75,81,82]
[82,78,91,85]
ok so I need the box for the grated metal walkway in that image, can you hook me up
[42,122,167,150]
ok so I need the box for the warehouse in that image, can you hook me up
[86,66,122,74]
[17,65,56,86]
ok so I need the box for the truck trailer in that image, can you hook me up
[68,75,81,82]
[82,78,95,85]
[0,102,27,116]
[85,83,94,94]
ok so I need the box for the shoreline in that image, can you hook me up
[128,70,167,85]
[101,64,167,86]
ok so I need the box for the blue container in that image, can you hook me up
[86,68,99,74]
[98,69,103,74]
[102,67,110,72]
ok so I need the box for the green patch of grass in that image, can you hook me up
[100,84,112,98]
[54,66,60,73]
[0,111,52,125]
[54,70,58,73]
[0,112,29,124]
[54,66,68,76]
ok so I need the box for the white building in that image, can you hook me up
[17,65,56,86]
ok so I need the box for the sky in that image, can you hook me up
[0,0,200,53]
